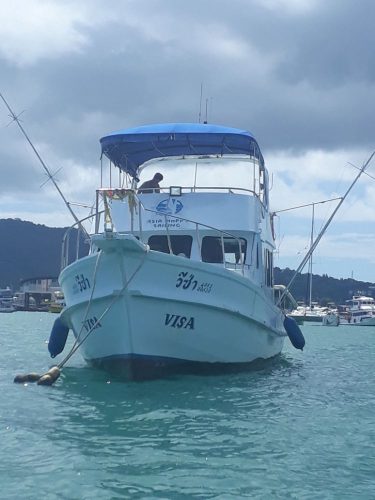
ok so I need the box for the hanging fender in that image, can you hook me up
[48,317,69,358]
[284,315,305,350]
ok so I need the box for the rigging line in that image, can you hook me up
[39,166,63,188]
[273,196,342,214]
[5,109,25,127]
[67,201,93,209]
[0,91,86,234]
[348,161,375,182]
[277,150,375,307]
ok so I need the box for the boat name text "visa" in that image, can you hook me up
[165,313,195,330]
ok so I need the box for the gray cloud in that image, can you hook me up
[1,0,374,189]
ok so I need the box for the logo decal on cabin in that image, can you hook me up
[165,313,195,330]
[156,198,183,215]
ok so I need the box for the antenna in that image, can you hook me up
[198,83,203,123]
[0,92,85,232]
[204,98,208,124]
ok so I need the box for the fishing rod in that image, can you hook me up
[0,92,85,233]
[277,150,375,307]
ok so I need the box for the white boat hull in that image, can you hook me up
[59,235,285,379]
[340,316,375,326]
[0,307,15,313]
[322,313,340,326]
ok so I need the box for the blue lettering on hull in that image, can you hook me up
[165,313,195,330]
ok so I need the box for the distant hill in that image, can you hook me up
[274,267,374,306]
[0,218,373,304]
[0,219,89,290]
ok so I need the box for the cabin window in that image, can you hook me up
[201,236,247,264]
[264,248,273,287]
[148,235,193,257]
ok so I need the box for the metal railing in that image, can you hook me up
[61,188,256,275]
[60,211,104,270]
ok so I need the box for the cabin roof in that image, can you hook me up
[100,122,264,178]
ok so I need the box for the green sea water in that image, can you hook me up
[0,312,374,499]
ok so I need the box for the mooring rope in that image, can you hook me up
[58,248,148,369]
[57,248,104,367]
[14,243,149,386]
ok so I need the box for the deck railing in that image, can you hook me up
[61,187,255,275]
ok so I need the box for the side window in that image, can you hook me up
[264,248,273,287]
[148,235,193,258]
[201,237,223,263]
[201,237,247,264]
[223,237,247,264]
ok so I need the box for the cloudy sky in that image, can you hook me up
[1,0,374,282]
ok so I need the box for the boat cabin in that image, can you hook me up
[66,124,276,289]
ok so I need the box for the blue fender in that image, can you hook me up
[284,315,305,350]
[48,317,69,358]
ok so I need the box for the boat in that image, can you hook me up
[48,290,65,314]
[48,122,304,380]
[0,287,15,313]
[340,295,375,326]
[13,278,60,312]
[289,303,326,323]
[322,310,340,326]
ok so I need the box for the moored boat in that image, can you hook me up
[289,304,326,323]
[49,123,304,379]
[48,290,65,314]
[340,295,375,326]
[0,288,15,313]
[322,311,340,326]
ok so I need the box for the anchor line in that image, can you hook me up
[277,150,375,308]
[57,247,149,369]
[58,249,104,366]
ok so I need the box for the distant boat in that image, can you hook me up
[49,122,304,380]
[49,291,65,314]
[322,311,340,326]
[0,288,15,313]
[340,295,375,326]
[289,303,326,323]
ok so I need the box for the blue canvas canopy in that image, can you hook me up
[100,122,264,178]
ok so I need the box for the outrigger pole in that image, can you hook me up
[0,92,84,232]
[277,150,375,307]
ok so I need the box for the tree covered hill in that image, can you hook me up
[0,218,373,304]
[274,267,374,306]
[0,219,88,290]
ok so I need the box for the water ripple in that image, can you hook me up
[1,316,375,498]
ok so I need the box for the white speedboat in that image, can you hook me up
[340,295,375,326]
[49,123,304,379]
[289,304,326,323]
[322,310,340,326]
